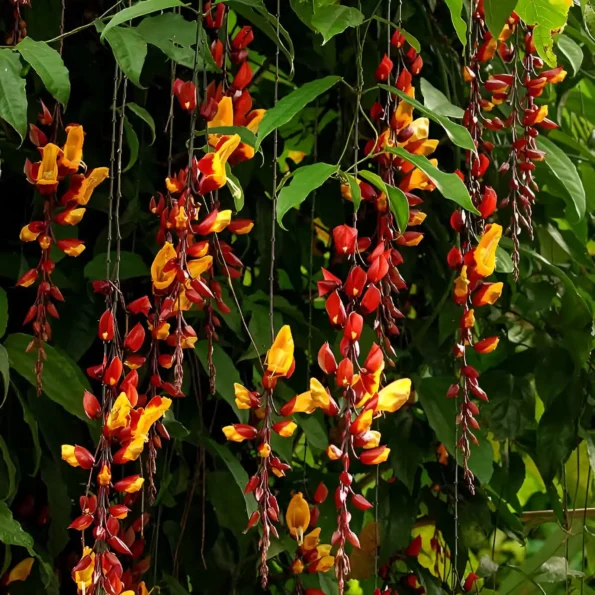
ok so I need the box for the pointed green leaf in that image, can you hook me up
[557,34,583,76]
[345,172,362,212]
[123,116,140,172]
[537,136,586,223]
[127,102,155,144]
[101,0,185,39]
[225,163,245,212]
[205,126,257,147]
[380,83,474,150]
[84,251,149,280]
[358,170,409,233]
[5,334,89,421]
[444,0,467,47]
[277,163,338,230]
[16,38,70,106]
[0,50,27,141]
[256,76,341,148]
[311,5,364,44]
[103,25,147,89]
[385,146,480,215]
[15,387,41,476]
[419,77,464,119]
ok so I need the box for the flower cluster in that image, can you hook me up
[62,279,171,593]
[340,29,438,356]
[151,3,261,396]
[463,1,566,277]
[19,110,108,393]
[222,326,303,586]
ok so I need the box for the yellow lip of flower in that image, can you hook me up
[376,378,411,413]
[454,265,470,298]
[187,255,213,279]
[310,377,330,409]
[107,392,132,432]
[74,551,95,589]
[6,558,35,584]
[208,96,234,147]
[63,207,86,225]
[60,124,85,172]
[286,492,311,544]
[151,242,177,290]
[61,444,77,466]
[463,309,475,328]
[302,527,321,552]
[97,463,111,486]
[258,442,271,457]
[474,224,502,277]
[211,210,232,233]
[36,143,61,185]
[234,383,252,409]
[410,139,439,157]
[121,433,147,462]
[265,325,294,376]
[155,322,170,340]
[392,98,415,130]
[409,117,430,142]
[361,430,381,449]
[20,225,40,242]
[136,396,172,435]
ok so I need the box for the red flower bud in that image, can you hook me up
[360,285,381,314]
[128,296,151,316]
[447,247,463,269]
[123,323,145,353]
[232,26,254,50]
[325,291,346,327]
[83,390,102,419]
[344,312,363,343]
[478,186,497,219]
[336,358,354,387]
[374,54,393,82]
[104,357,123,386]
[352,493,373,510]
[232,61,253,91]
[173,79,197,112]
[406,534,422,557]
[318,342,337,375]
[313,482,328,504]
[332,224,358,255]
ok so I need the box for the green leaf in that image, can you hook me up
[345,172,362,212]
[195,342,249,422]
[101,0,185,39]
[537,136,586,223]
[0,345,8,406]
[556,34,583,77]
[123,116,140,172]
[358,170,409,233]
[444,0,467,47]
[371,16,420,52]
[495,246,514,273]
[16,37,70,106]
[0,50,27,141]
[384,147,480,215]
[419,77,464,119]
[417,376,494,484]
[103,26,147,89]
[206,126,257,147]
[5,333,89,421]
[311,5,364,44]
[277,163,338,230]
[0,436,16,502]
[583,0,595,42]
[225,164,244,212]
[515,0,571,66]
[126,102,155,144]
[84,251,149,280]
[380,84,474,150]
[0,288,6,339]
[484,0,519,37]
[41,459,70,559]
[206,439,257,516]
[256,76,341,148]
[15,387,41,476]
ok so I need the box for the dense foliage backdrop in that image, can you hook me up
[0,0,594,593]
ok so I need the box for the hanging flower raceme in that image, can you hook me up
[20,113,109,393]
[64,273,171,594]
[222,326,315,587]
[341,36,438,362]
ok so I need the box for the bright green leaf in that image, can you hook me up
[537,136,586,223]
[345,172,362,212]
[127,102,156,143]
[5,333,89,421]
[0,50,27,141]
[495,246,514,274]
[557,33,583,76]
[380,84,474,150]
[277,163,338,230]
[385,147,480,215]
[256,76,341,148]
[311,5,364,44]
[123,117,140,172]
[515,0,571,66]
[225,164,245,212]
[101,0,185,39]
[103,26,147,89]
[420,77,464,119]
[444,0,467,47]
[16,37,70,106]
[206,126,257,147]
[84,251,149,281]
[484,0,519,37]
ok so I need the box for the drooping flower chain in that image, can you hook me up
[19,107,109,394]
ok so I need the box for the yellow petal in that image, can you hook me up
[286,492,310,543]
[474,224,502,277]
[377,378,411,413]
